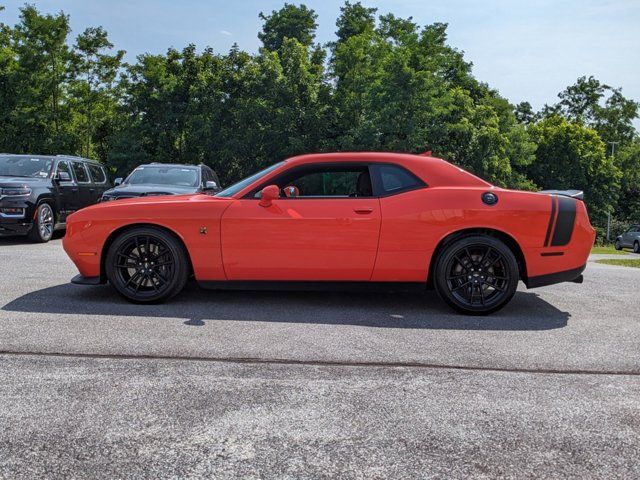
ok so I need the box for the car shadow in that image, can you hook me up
[2,281,570,331]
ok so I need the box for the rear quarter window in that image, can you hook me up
[375,164,425,195]
[87,164,107,184]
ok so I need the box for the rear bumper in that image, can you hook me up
[525,264,586,289]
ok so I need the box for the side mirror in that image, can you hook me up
[56,171,71,182]
[259,185,280,207]
[114,177,123,186]
[204,180,218,191]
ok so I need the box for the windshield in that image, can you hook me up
[0,155,54,178]
[124,166,199,187]
[215,162,285,197]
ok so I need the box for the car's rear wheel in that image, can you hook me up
[105,227,189,303]
[434,235,519,315]
[28,203,54,243]
[614,240,622,251]
[634,241,640,254]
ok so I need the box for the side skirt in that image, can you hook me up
[198,280,426,293]
[525,264,586,289]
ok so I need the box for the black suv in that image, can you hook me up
[100,163,221,202]
[0,154,111,242]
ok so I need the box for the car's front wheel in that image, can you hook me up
[634,241,640,254]
[434,235,519,315]
[28,203,54,243]
[105,227,189,303]
[614,240,622,251]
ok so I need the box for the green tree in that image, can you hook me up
[70,26,124,159]
[7,5,76,153]
[527,115,621,222]
[258,3,318,51]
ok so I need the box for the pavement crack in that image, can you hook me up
[0,350,638,376]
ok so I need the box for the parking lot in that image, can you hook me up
[1,238,639,478]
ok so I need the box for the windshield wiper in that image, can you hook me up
[0,174,30,177]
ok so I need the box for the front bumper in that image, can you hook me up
[71,274,103,285]
[0,219,32,236]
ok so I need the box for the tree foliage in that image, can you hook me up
[0,3,637,230]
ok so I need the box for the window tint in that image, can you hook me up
[72,162,89,183]
[278,166,371,197]
[376,164,423,194]
[87,164,106,183]
[56,161,72,178]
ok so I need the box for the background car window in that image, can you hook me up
[125,166,198,187]
[286,168,370,197]
[378,164,423,194]
[0,155,53,178]
[87,164,106,183]
[72,162,90,183]
[56,161,73,179]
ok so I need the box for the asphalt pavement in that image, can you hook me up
[0,237,639,478]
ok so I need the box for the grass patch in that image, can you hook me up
[591,246,626,255]
[595,258,640,268]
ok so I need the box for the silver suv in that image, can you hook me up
[615,224,640,253]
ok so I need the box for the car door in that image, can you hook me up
[86,163,110,203]
[220,163,381,281]
[622,227,634,247]
[71,161,94,209]
[54,160,80,222]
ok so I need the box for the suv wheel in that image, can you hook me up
[28,203,54,243]
[634,241,640,254]
[105,226,189,303]
[434,235,519,315]
[614,240,622,251]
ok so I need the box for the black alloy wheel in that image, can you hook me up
[105,227,189,303]
[614,240,622,251]
[634,241,640,254]
[28,203,54,243]
[434,235,519,315]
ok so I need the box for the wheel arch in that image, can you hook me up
[99,223,195,283]
[427,227,528,287]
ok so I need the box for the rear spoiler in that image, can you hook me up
[539,189,584,201]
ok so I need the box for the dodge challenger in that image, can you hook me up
[63,152,595,314]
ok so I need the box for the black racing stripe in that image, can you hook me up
[543,196,557,247]
[551,196,577,246]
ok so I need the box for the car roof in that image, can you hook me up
[0,153,103,166]
[143,163,201,168]
[283,152,491,188]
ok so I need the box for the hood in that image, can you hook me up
[0,176,50,188]
[103,183,197,198]
[103,184,198,198]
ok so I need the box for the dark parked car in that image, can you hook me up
[0,154,110,242]
[100,163,221,202]
[615,224,640,253]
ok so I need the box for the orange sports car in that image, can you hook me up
[63,152,595,314]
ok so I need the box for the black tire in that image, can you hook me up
[434,235,519,315]
[28,203,54,243]
[634,241,640,254]
[105,226,189,303]
[614,240,622,251]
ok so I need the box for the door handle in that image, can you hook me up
[353,207,374,214]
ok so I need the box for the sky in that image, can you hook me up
[2,0,639,124]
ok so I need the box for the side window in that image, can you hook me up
[56,161,73,180]
[72,162,90,183]
[87,164,106,184]
[374,164,424,195]
[280,167,371,198]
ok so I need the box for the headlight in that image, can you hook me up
[0,187,31,196]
